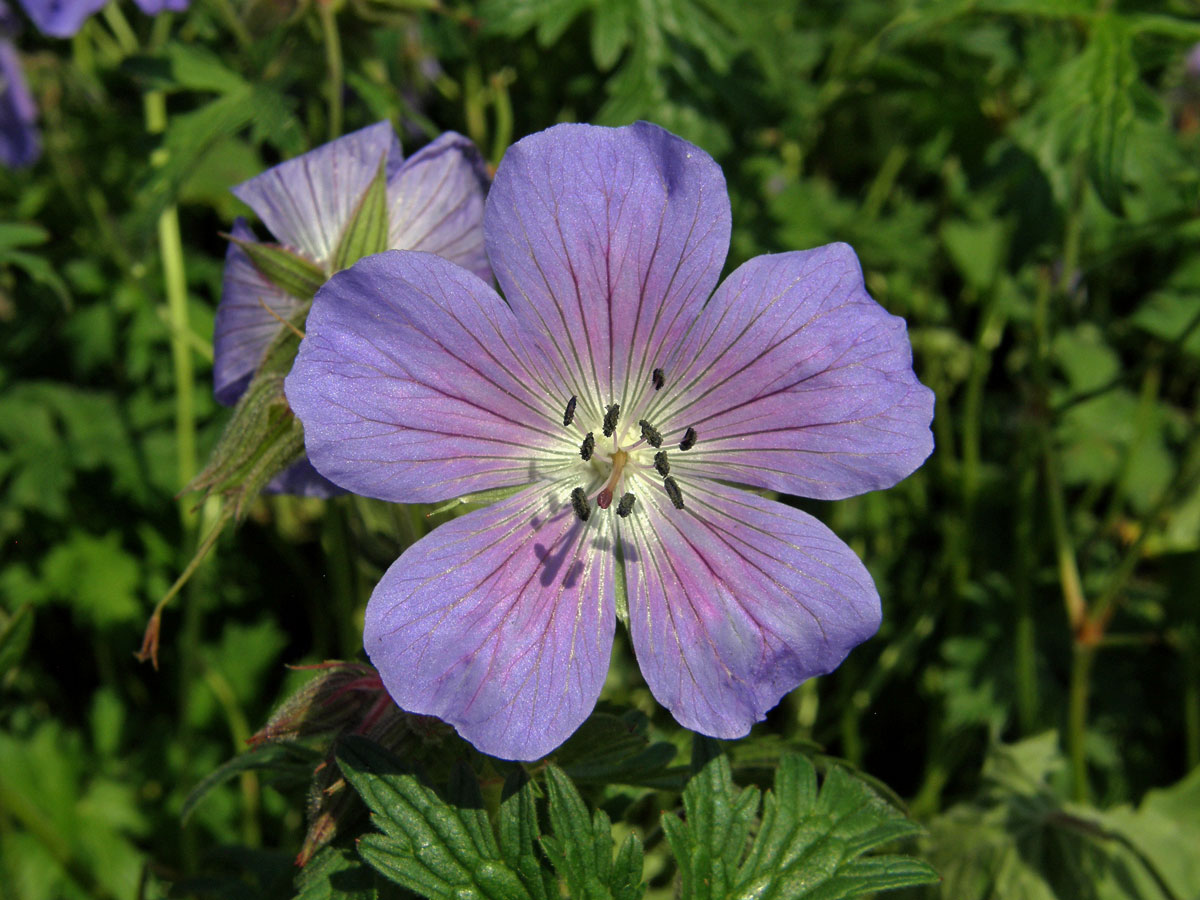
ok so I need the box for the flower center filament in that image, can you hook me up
[560,369,700,522]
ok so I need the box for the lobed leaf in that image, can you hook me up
[663,743,938,900]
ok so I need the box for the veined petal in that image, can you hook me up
[16,0,105,37]
[652,245,934,500]
[621,478,880,739]
[386,132,490,282]
[285,250,575,503]
[485,121,730,422]
[232,121,402,265]
[364,483,616,760]
[213,219,303,406]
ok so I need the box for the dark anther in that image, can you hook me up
[679,426,697,452]
[570,487,591,522]
[663,476,685,510]
[602,403,621,437]
[617,493,636,518]
[654,451,670,477]
[639,419,663,448]
[652,368,665,390]
[580,432,595,461]
[563,395,577,427]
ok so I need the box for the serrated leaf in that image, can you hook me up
[331,160,390,273]
[541,765,645,900]
[294,844,390,900]
[337,736,537,900]
[498,771,554,900]
[664,748,759,900]
[664,743,937,900]
[229,237,326,302]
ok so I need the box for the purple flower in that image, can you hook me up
[215,121,490,495]
[0,4,38,168]
[16,0,105,38]
[14,0,186,38]
[285,122,935,760]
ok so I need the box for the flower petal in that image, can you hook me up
[284,250,576,503]
[364,484,616,760]
[262,457,344,498]
[386,132,490,282]
[212,219,303,406]
[484,121,730,422]
[621,477,880,739]
[232,121,402,264]
[16,0,105,38]
[131,0,189,13]
[652,245,934,500]
[0,38,39,168]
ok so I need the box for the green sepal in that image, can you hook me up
[229,236,327,301]
[187,306,311,517]
[332,158,391,273]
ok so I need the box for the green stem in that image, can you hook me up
[208,0,253,50]
[144,91,196,520]
[203,666,262,848]
[318,0,344,142]
[1014,450,1039,734]
[1068,643,1095,802]
[101,2,138,56]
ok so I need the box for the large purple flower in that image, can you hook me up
[285,122,935,760]
[216,121,489,495]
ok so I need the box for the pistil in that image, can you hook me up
[596,449,629,510]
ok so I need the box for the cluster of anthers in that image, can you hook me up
[560,367,698,523]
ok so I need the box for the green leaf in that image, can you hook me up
[553,711,679,788]
[1082,14,1136,213]
[540,765,645,900]
[294,844,395,900]
[182,742,321,825]
[663,743,938,900]
[331,159,391,273]
[0,603,33,675]
[337,736,537,900]
[0,222,49,251]
[662,746,759,900]
[229,237,327,302]
[591,1,631,70]
[498,771,554,900]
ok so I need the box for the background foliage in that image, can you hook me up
[2,0,1200,897]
